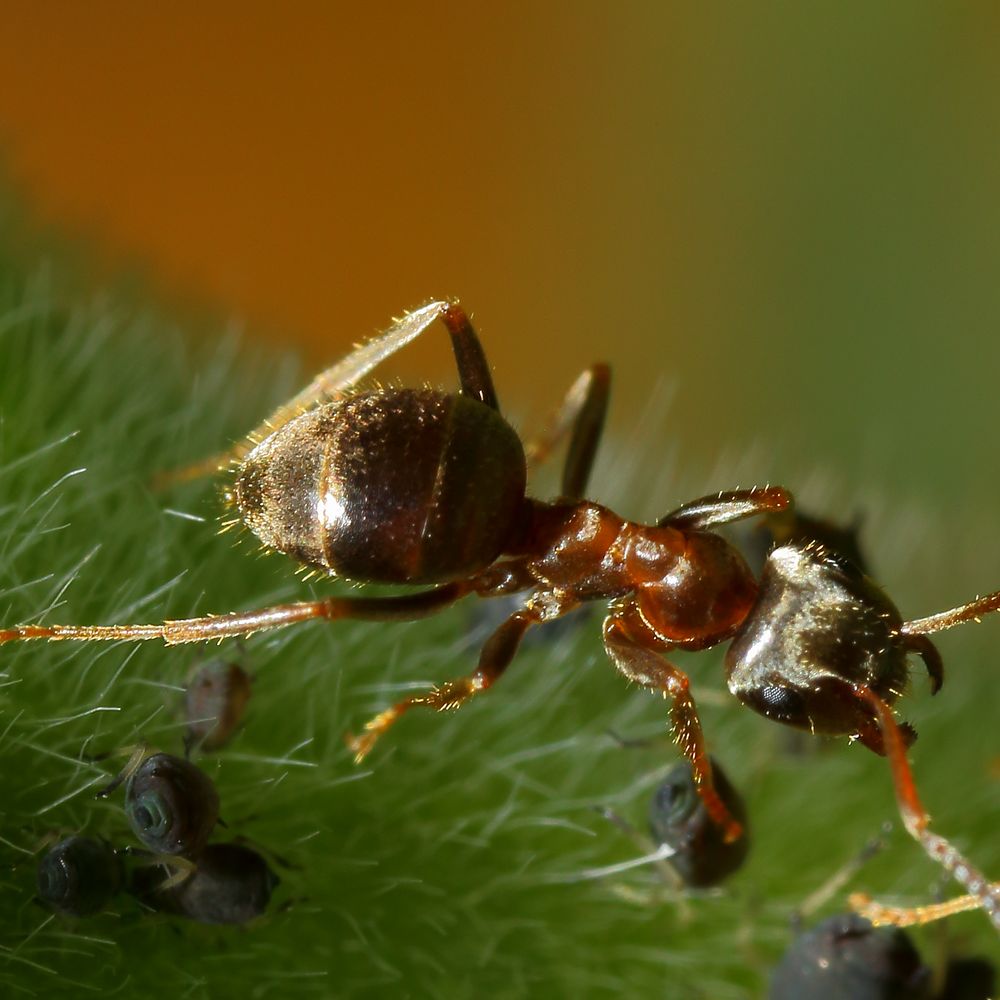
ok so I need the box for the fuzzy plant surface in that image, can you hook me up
[0,234,997,999]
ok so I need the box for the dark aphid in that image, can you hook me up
[184,658,252,752]
[133,842,279,925]
[36,835,124,917]
[648,757,749,887]
[121,753,219,856]
[938,957,996,1000]
[770,914,931,1000]
[5,301,1000,928]
[740,506,869,577]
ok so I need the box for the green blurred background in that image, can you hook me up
[2,3,999,511]
[0,3,998,996]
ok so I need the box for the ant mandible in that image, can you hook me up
[2,301,998,927]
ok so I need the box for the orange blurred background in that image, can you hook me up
[2,3,1000,529]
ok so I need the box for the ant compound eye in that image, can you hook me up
[648,757,750,888]
[36,836,122,917]
[134,842,280,925]
[770,914,931,1000]
[125,754,219,856]
[746,684,810,726]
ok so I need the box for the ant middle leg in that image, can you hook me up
[347,591,578,763]
[853,684,1000,932]
[0,582,472,647]
[657,486,791,531]
[523,364,611,499]
[602,603,743,843]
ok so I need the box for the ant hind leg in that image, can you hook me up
[523,364,610,500]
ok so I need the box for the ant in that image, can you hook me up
[2,300,999,927]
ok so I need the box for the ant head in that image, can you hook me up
[126,754,219,857]
[232,408,333,570]
[724,543,909,738]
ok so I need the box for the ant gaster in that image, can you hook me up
[3,301,999,927]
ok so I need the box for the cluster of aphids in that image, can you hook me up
[604,747,994,998]
[3,301,998,948]
[35,659,280,926]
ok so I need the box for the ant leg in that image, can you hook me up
[603,604,743,843]
[657,486,791,531]
[158,300,498,486]
[523,364,611,499]
[853,684,1000,931]
[0,582,471,647]
[900,589,1000,637]
[850,887,1000,929]
[900,633,944,694]
[347,593,576,763]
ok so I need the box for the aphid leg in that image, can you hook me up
[602,606,743,844]
[0,583,470,647]
[126,847,197,889]
[849,888,1000,928]
[592,805,686,898]
[95,744,151,798]
[523,363,611,499]
[657,486,792,531]
[347,595,575,763]
[853,684,1000,932]
[156,299,497,486]
[794,823,891,926]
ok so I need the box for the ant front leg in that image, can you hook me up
[852,684,1000,932]
[347,589,579,763]
[523,364,611,500]
[603,600,743,843]
[657,486,792,532]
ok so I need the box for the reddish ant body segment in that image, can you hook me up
[2,301,999,928]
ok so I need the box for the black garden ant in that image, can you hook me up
[3,301,998,928]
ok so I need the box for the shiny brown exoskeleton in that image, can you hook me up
[2,301,999,929]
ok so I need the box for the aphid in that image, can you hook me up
[132,842,279,925]
[3,301,999,925]
[770,913,931,1000]
[938,957,996,1000]
[741,505,869,576]
[184,657,252,753]
[36,835,124,917]
[99,749,219,857]
[647,756,749,888]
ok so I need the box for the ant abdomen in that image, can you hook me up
[726,543,910,740]
[234,389,528,584]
